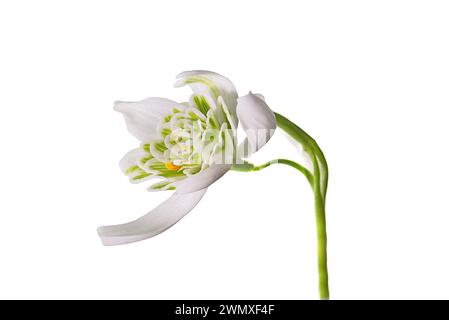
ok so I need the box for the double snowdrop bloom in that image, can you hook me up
[98,71,276,245]
[97,70,331,300]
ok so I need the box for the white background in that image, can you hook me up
[1,0,448,299]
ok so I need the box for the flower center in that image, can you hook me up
[164,162,182,171]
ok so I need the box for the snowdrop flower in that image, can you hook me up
[98,71,276,246]
[97,70,330,300]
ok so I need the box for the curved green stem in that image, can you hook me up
[274,112,330,300]
[232,158,314,186]
[233,112,330,299]
[274,113,328,200]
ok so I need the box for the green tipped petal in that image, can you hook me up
[147,179,178,192]
[175,70,238,121]
[193,95,211,115]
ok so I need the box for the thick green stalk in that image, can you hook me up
[314,184,329,299]
[233,112,330,299]
[274,112,330,300]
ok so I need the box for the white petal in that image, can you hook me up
[119,148,146,173]
[218,96,237,133]
[119,148,155,183]
[254,93,265,101]
[114,97,184,142]
[236,92,276,157]
[175,70,238,121]
[97,188,207,246]
[174,164,230,194]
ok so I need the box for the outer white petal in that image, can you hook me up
[173,164,231,194]
[174,70,238,121]
[97,188,207,246]
[114,97,184,142]
[236,92,276,157]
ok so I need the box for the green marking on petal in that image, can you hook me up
[159,171,185,178]
[139,155,153,165]
[208,114,219,129]
[148,162,167,170]
[200,96,211,112]
[185,77,220,98]
[188,111,199,121]
[148,179,177,191]
[125,165,141,175]
[149,181,170,190]
[161,127,172,137]
[193,95,211,115]
[193,95,201,107]
[131,172,152,181]
[154,141,168,153]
